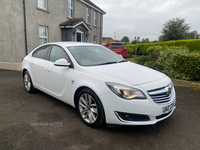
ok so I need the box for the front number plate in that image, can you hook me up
[163,102,175,114]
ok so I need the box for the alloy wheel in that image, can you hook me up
[78,94,98,124]
[24,73,31,91]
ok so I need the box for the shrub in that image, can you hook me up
[136,56,148,65]
[156,47,190,79]
[146,46,163,61]
[123,42,129,46]
[125,39,200,55]
[145,46,163,70]
[141,45,200,80]
[172,52,200,80]
[126,44,136,53]
[126,47,134,58]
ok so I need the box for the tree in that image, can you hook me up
[141,38,150,43]
[159,35,164,42]
[121,36,130,43]
[131,39,140,44]
[186,31,199,39]
[151,40,158,43]
[161,18,190,41]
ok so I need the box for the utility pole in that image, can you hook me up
[134,37,140,62]
[114,32,116,41]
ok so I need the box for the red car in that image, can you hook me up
[106,42,127,58]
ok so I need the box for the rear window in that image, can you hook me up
[110,43,124,48]
[32,45,50,60]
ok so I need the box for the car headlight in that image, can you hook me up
[106,82,146,100]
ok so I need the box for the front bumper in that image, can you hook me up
[99,78,176,125]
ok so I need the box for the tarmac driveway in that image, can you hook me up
[0,69,200,150]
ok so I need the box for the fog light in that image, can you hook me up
[115,111,150,122]
[125,114,132,120]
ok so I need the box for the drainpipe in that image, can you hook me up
[23,0,28,55]
[100,13,103,45]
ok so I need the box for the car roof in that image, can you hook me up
[46,42,98,47]
[109,42,124,44]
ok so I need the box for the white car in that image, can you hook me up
[22,42,176,127]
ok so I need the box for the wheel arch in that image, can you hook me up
[73,86,103,110]
[74,86,93,109]
[22,68,28,77]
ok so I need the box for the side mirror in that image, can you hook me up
[54,58,70,67]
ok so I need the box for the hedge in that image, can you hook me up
[125,39,200,55]
[172,52,200,80]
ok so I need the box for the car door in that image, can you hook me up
[44,45,74,102]
[31,45,51,90]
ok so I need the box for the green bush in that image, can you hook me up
[136,56,148,65]
[145,46,163,70]
[126,47,134,58]
[147,46,200,80]
[123,42,129,46]
[126,44,136,53]
[172,52,200,80]
[156,47,190,79]
[146,46,163,61]
[126,39,200,55]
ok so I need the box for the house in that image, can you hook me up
[102,37,115,45]
[0,0,106,71]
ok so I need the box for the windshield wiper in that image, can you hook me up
[118,60,128,63]
[95,61,118,66]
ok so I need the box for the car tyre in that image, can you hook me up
[77,88,105,128]
[23,71,36,93]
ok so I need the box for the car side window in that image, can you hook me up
[49,46,69,62]
[32,45,50,60]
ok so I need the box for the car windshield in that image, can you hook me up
[110,43,124,48]
[67,46,126,66]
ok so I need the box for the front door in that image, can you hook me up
[76,29,84,42]
[44,45,74,102]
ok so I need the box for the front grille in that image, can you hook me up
[148,83,175,104]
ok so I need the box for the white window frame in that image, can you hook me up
[68,0,73,18]
[38,0,47,10]
[86,8,89,24]
[94,12,97,26]
[75,29,84,42]
[39,26,48,45]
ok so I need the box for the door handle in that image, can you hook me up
[45,67,50,72]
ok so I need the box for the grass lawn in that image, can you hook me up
[126,55,144,63]
[126,57,135,62]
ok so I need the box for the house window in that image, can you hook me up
[38,0,47,10]
[94,12,97,26]
[68,0,73,18]
[86,8,89,24]
[39,26,48,45]
[93,36,97,44]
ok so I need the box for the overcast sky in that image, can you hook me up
[93,0,200,42]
